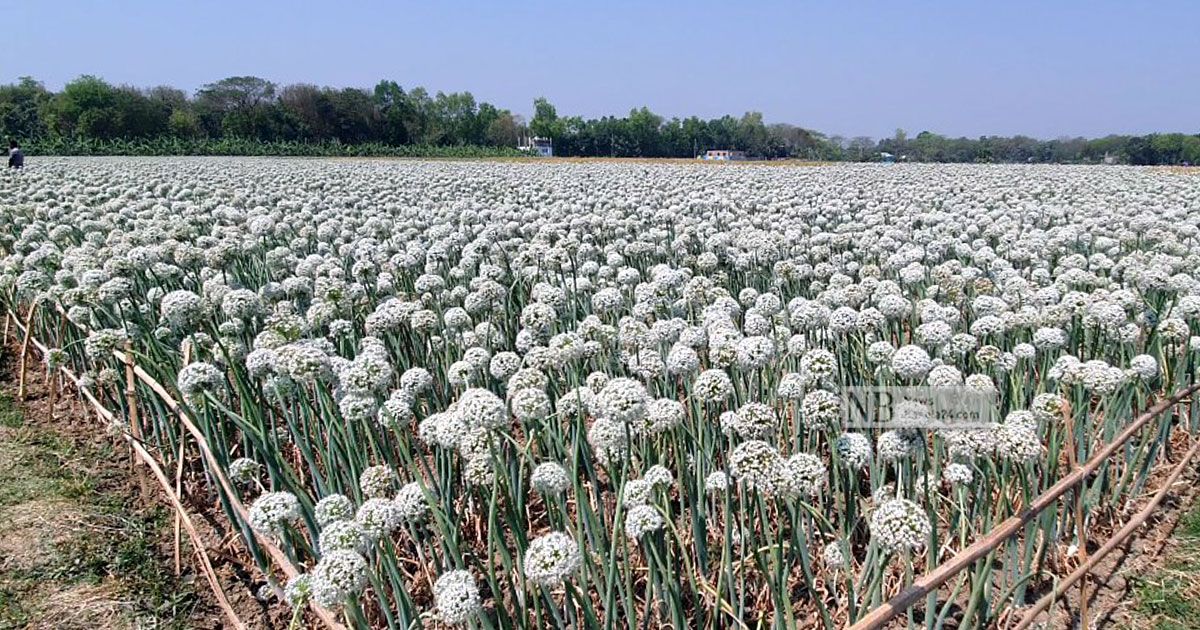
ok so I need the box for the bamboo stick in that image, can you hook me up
[848,385,1200,630]
[8,308,346,630]
[175,340,191,577]
[130,427,249,630]
[174,440,185,576]
[16,304,35,400]
[1013,435,1200,630]
[1066,400,1089,630]
[123,340,142,443]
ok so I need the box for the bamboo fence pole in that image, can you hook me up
[1013,435,1200,630]
[7,308,346,630]
[848,385,1200,630]
[175,340,192,577]
[1065,400,1089,630]
[16,304,35,400]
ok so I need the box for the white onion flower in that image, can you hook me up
[624,504,665,539]
[692,369,734,402]
[319,519,371,554]
[835,433,873,469]
[359,465,396,499]
[356,498,402,541]
[822,541,846,569]
[891,345,933,380]
[722,402,777,439]
[943,463,975,486]
[248,491,301,536]
[531,462,571,496]
[315,494,355,526]
[870,498,931,554]
[434,570,482,626]
[310,550,369,608]
[523,532,581,587]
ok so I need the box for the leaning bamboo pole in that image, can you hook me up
[1013,434,1200,630]
[16,303,35,400]
[848,384,1200,630]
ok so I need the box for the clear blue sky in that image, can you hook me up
[3,1,1196,139]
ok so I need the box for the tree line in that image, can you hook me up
[2,75,1197,164]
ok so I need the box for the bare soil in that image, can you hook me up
[1026,449,1200,629]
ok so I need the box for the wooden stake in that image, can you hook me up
[17,304,36,400]
[129,434,248,630]
[123,339,146,499]
[1066,402,1090,630]
[174,440,185,576]
[47,366,57,418]
[175,339,190,576]
[124,339,141,445]
[848,386,1200,630]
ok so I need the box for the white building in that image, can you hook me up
[519,136,553,157]
[702,150,746,161]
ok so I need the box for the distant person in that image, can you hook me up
[7,140,23,169]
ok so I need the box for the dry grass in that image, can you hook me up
[1152,165,1200,175]
[27,582,130,630]
[0,498,85,573]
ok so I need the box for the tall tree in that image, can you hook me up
[529,97,564,141]
[279,83,334,140]
[194,76,279,138]
[626,106,663,156]
[373,80,413,145]
[0,77,52,141]
[486,111,522,147]
[328,88,378,144]
[49,75,124,139]
[434,91,479,145]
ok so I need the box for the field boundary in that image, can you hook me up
[5,305,346,630]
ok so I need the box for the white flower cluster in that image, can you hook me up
[8,158,1200,624]
[310,549,370,608]
[530,461,571,496]
[248,491,301,536]
[314,494,355,526]
[870,498,932,554]
[228,457,261,487]
[729,440,827,499]
[523,531,582,587]
[434,570,482,625]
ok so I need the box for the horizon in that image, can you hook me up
[4,1,1197,140]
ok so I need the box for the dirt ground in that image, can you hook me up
[0,345,284,630]
[1028,457,1200,630]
